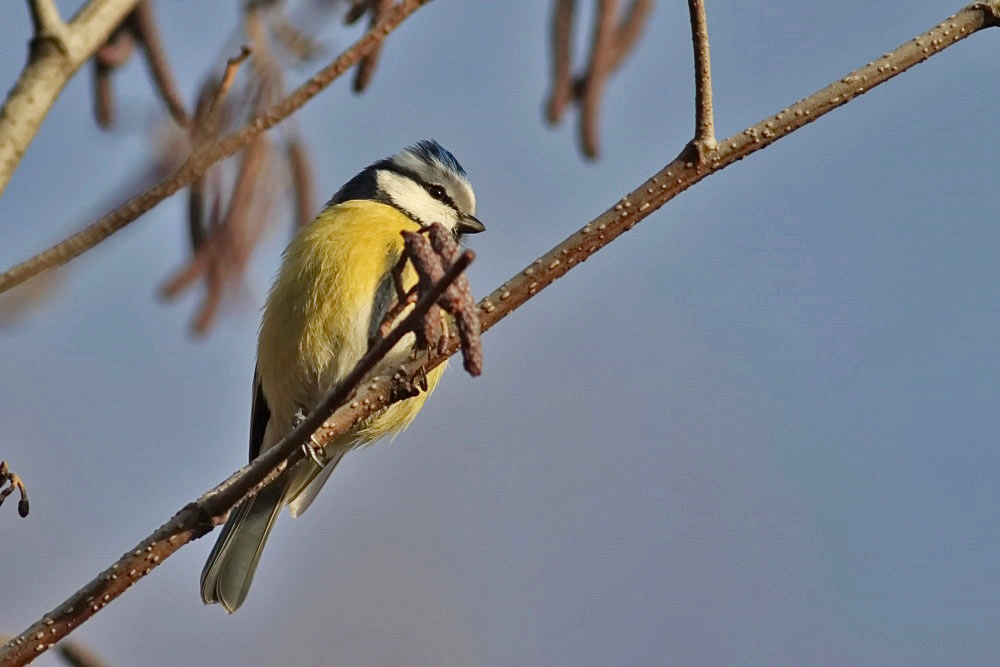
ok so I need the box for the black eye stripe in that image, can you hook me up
[381,163,460,213]
[426,183,459,210]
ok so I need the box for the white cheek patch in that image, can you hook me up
[376,170,459,230]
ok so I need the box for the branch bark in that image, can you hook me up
[0,0,142,197]
[686,0,716,157]
[0,0,431,296]
[1,1,999,664]
[27,0,67,41]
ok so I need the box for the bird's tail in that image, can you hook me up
[200,479,287,613]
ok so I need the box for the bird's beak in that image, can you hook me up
[457,214,486,234]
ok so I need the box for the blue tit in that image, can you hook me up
[201,140,485,613]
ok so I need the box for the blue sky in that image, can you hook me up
[1,1,999,665]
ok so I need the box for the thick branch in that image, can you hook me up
[686,0,716,156]
[0,0,142,197]
[1,1,999,664]
[0,0,431,295]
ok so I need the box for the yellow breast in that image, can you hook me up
[256,200,445,448]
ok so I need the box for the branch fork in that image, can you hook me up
[27,0,70,52]
[685,0,716,163]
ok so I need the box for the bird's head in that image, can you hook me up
[330,139,485,237]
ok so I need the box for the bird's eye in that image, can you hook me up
[428,184,446,201]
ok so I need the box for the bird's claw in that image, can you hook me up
[293,408,326,467]
[301,437,326,468]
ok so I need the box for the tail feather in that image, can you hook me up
[200,480,286,613]
[287,452,344,518]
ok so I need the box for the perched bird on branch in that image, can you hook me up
[200,140,485,613]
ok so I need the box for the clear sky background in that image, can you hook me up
[1,1,999,665]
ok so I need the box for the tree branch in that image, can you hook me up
[1,1,999,664]
[0,0,142,197]
[0,0,431,296]
[27,0,68,42]
[479,0,1000,330]
[0,248,474,666]
[686,0,716,158]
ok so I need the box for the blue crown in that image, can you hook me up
[407,139,467,178]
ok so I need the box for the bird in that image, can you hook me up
[200,140,485,613]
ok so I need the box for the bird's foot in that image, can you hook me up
[293,408,327,468]
[302,439,326,467]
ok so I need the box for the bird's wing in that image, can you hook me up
[248,366,270,461]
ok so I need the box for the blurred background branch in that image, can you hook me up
[546,0,654,158]
[0,0,142,197]
[91,0,187,129]
[0,0,662,333]
[0,0,429,316]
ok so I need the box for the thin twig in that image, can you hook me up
[3,2,1000,664]
[0,0,431,296]
[0,250,474,666]
[686,0,716,158]
[201,46,253,137]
